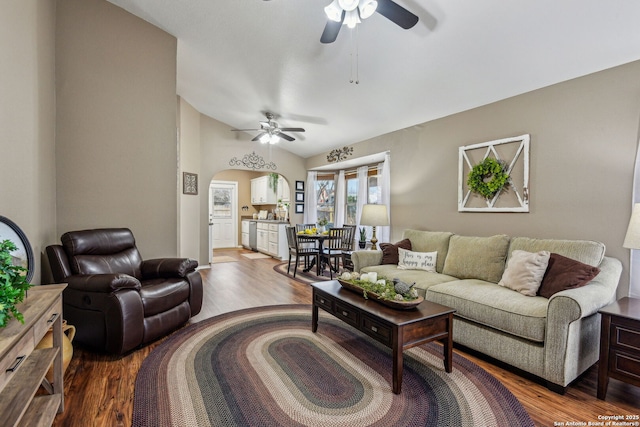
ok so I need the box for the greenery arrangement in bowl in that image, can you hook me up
[339,272,420,302]
[0,239,32,327]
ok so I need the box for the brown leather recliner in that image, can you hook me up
[46,228,203,355]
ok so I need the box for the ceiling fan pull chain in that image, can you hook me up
[355,26,359,84]
[349,29,354,83]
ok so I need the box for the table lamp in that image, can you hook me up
[623,203,640,250]
[359,204,389,250]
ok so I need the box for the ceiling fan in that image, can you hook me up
[231,112,305,144]
[321,0,419,43]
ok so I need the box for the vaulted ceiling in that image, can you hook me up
[107,0,640,158]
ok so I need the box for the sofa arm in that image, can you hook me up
[141,258,198,279]
[351,250,383,272]
[544,256,622,386]
[66,274,141,293]
[547,256,622,320]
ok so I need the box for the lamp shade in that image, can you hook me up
[360,204,389,226]
[624,203,640,249]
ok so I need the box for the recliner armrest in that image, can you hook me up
[141,258,198,279]
[66,274,142,292]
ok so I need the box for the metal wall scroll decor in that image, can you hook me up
[458,134,530,212]
[229,151,277,170]
[182,172,198,195]
[327,146,354,163]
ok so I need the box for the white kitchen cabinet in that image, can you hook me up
[255,222,288,259]
[241,220,250,249]
[256,222,270,253]
[251,176,277,205]
[276,177,290,203]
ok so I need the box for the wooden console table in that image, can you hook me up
[597,297,640,400]
[0,284,66,426]
[311,280,455,394]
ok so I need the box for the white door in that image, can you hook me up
[209,181,238,255]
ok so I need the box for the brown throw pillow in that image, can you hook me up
[379,239,412,265]
[538,253,601,298]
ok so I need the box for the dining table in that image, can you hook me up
[297,232,339,276]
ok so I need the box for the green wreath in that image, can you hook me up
[467,158,510,199]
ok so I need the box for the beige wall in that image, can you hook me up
[55,0,179,259]
[0,0,57,284]
[178,97,201,260]
[307,61,640,298]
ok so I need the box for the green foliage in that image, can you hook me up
[467,157,510,199]
[359,227,366,240]
[0,240,32,327]
[268,173,279,193]
[318,217,329,227]
[347,278,419,302]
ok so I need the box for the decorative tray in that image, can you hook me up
[337,279,424,310]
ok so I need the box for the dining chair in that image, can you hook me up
[285,226,317,278]
[295,223,319,251]
[320,227,347,279]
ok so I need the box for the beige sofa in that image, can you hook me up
[351,229,622,392]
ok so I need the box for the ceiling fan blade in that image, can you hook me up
[320,11,345,44]
[251,132,267,142]
[277,132,295,142]
[375,0,419,29]
[231,128,261,131]
[279,127,305,132]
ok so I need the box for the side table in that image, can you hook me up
[597,297,640,400]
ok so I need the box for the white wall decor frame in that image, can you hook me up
[458,134,530,212]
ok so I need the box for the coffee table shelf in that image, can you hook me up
[311,280,455,394]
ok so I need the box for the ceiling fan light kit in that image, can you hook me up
[325,0,378,25]
[232,112,305,144]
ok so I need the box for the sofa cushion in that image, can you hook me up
[401,230,453,273]
[498,250,550,296]
[442,234,510,283]
[537,253,601,298]
[398,248,437,272]
[360,264,458,297]
[427,279,549,342]
[508,237,605,267]
[379,239,412,265]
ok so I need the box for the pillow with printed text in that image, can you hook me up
[398,248,437,272]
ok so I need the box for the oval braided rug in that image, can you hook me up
[133,305,534,427]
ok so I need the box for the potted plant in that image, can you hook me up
[0,239,32,328]
[317,217,329,233]
[359,227,367,249]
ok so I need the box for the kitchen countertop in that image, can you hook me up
[241,217,289,224]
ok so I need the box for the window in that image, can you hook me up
[345,177,358,225]
[316,174,335,225]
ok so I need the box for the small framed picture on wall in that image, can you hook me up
[295,203,304,214]
[296,181,304,191]
[295,192,304,202]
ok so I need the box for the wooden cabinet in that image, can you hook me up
[251,176,277,205]
[256,222,270,253]
[598,297,640,400]
[0,284,66,427]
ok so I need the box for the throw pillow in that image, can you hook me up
[379,239,412,265]
[442,234,510,283]
[537,253,601,298]
[398,248,437,272]
[498,250,551,296]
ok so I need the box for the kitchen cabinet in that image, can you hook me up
[251,176,277,205]
[241,220,251,249]
[277,177,290,202]
[255,222,288,259]
[256,222,270,253]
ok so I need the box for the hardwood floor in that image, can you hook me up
[52,248,639,427]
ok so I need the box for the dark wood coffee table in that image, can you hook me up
[311,280,455,394]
